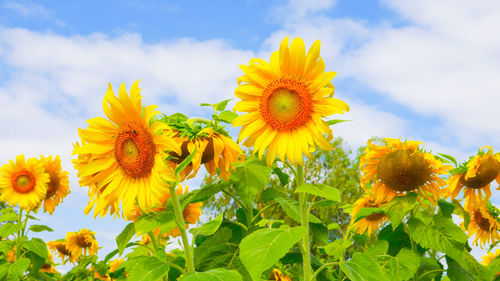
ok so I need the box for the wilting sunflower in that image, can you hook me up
[37,155,70,214]
[66,228,99,258]
[73,81,181,219]
[0,155,49,211]
[168,127,243,181]
[47,240,76,263]
[269,268,291,281]
[446,147,500,211]
[350,195,389,235]
[233,37,349,166]
[40,252,58,274]
[465,205,500,247]
[360,138,450,204]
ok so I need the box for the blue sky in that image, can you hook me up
[1,0,500,272]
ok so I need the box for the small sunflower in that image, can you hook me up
[465,206,500,247]
[73,81,181,219]
[269,268,291,281]
[360,138,450,204]
[6,247,15,263]
[481,249,500,266]
[446,147,500,211]
[40,252,58,274]
[66,228,99,258]
[233,37,349,166]
[350,195,389,235]
[109,258,124,273]
[37,155,70,214]
[94,270,111,281]
[0,155,49,211]
[47,240,76,263]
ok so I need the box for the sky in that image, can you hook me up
[1,0,500,272]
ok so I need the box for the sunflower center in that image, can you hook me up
[377,149,432,192]
[11,171,36,193]
[474,210,492,231]
[169,138,215,165]
[56,244,71,256]
[45,172,60,199]
[76,235,92,248]
[114,122,156,178]
[260,78,312,131]
[363,200,385,221]
[464,156,500,189]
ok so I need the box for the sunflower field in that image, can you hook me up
[1,36,500,281]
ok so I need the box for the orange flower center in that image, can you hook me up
[45,172,60,199]
[11,171,36,193]
[464,156,500,189]
[260,78,312,131]
[377,149,432,192]
[114,122,156,178]
[473,210,492,231]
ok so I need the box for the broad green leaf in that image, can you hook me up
[218,110,238,123]
[127,255,170,281]
[295,184,340,202]
[353,207,385,223]
[135,209,176,234]
[179,268,242,281]
[275,197,321,224]
[381,248,420,281]
[365,240,389,257]
[416,257,443,281]
[216,99,231,111]
[452,200,470,228]
[446,256,475,281]
[28,224,53,232]
[448,251,494,281]
[323,239,353,260]
[340,252,390,281]
[0,257,30,280]
[23,238,48,259]
[191,181,230,203]
[191,213,223,236]
[378,224,411,256]
[175,146,198,175]
[261,187,283,203]
[194,227,241,272]
[272,167,289,186]
[488,255,500,279]
[438,199,456,218]
[383,193,417,229]
[239,226,307,281]
[231,159,272,207]
[327,223,340,230]
[0,223,20,238]
[0,209,18,222]
[116,223,136,255]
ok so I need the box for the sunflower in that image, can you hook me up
[6,247,15,263]
[73,81,181,219]
[40,252,58,274]
[0,155,49,211]
[109,258,124,273]
[350,195,389,235]
[168,127,243,181]
[269,268,291,281]
[446,147,500,211]
[66,229,99,258]
[465,206,500,247]
[360,138,450,204]
[481,249,500,266]
[232,37,349,166]
[36,155,70,214]
[47,240,76,263]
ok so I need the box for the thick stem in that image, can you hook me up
[16,209,23,259]
[297,165,311,281]
[169,184,195,273]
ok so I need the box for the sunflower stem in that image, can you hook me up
[16,209,23,260]
[297,165,312,281]
[169,184,195,273]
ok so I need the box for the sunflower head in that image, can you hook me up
[40,252,58,274]
[233,37,349,166]
[109,258,124,272]
[7,248,15,263]
[0,155,49,211]
[269,268,291,281]
[36,155,70,214]
[481,249,500,266]
[65,228,99,259]
[48,240,76,264]
[350,195,389,235]
[465,205,500,248]
[360,138,449,204]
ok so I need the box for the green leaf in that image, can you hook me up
[218,110,238,123]
[0,258,30,280]
[216,99,231,111]
[353,207,385,223]
[239,226,307,281]
[191,181,230,203]
[231,159,272,207]
[438,199,456,218]
[446,256,476,281]
[135,210,176,234]
[23,238,48,259]
[191,213,223,236]
[295,184,340,202]
[28,224,53,232]
[365,240,389,257]
[340,252,390,281]
[378,224,412,256]
[381,248,420,281]
[383,193,417,229]
[323,239,353,260]
[175,146,198,176]
[261,187,283,203]
[200,103,211,107]
[452,199,470,228]
[127,255,170,281]
[416,257,443,281]
[0,209,18,222]
[116,223,136,255]
[437,153,458,166]
[327,119,351,126]
[275,197,321,224]
[179,268,242,281]
[194,227,239,272]
[0,223,20,238]
[272,167,290,186]
[327,223,340,230]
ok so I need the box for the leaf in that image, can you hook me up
[378,224,411,256]
[323,239,353,260]
[231,159,271,208]
[272,167,290,186]
[216,99,231,111]
[438,199,456,218]
[191,181,230,203]
[452,199,470,228]
[179,268,242,281]
[23,238,48,259]
[175,146,198,176]
[127,255,170,281]
[353,207,385,223]
[28,224,53,232]
[0,258,30,280]
[191,213,223,236]
[218,111,238,123]
[0,223,20,238]
[340,252,390,281]
[135,209,176,235]
[295,184,340,202]
[239,226,307,281]
[194,227,239,272]
[200,103,211,107]
[416,257,443,281]
[275,197,321,224]
[383,193,417,229]
[0,209,18,222]
[437,153,458,166]
[261,187,283,203]
[380,248,420,281]
[326,119,351,126]
[116,223,136,255]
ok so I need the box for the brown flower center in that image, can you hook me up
[76,235,93,248]
[56,244,72,256]
[11,171,36,193]
[169,138,214,165]
[464,156,500,189]
[377,149,432,192]
[114,122,156,178]
[473,210,492,231]
[45,172,60,199]
[260,78,313,131]
[362,200,385,221]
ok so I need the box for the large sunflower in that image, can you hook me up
[446,147,500,211]
[0,155,49,211]
[233,37,349,166]
[47,240,76,264]
[38,155,70,214]
[465,205,500,247]
[66,228,99,258]
[360,138,450,204]
[73,81,181,219]
[350,195,389,235]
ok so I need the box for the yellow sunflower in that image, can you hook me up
[6,247,15,263]
[350,195,389,235]
[109,258,124,273]
[360,138,450,204]
[465,206,500,247]
[168,127,243,181]
[481,249,500,266]
[233,37,349,166]
[269,268,292,281]
[73,81,181,219]
[0,155,49,211]
[40,252,58,274]
[66,228,99,258]
[37,155,70,214]
[446,147,500,211]
[47,240,76,264]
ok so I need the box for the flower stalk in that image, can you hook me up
[297,165,312,281]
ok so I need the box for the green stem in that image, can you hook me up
[169,262,187,276]
[297,165,311,281]
[148,231,159,250]
[311,262,339,281]
[224,220,248,231]
[16,209,23,259]
[251,201,279,224]
[169,184,195,273]
[222,190,246,209]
